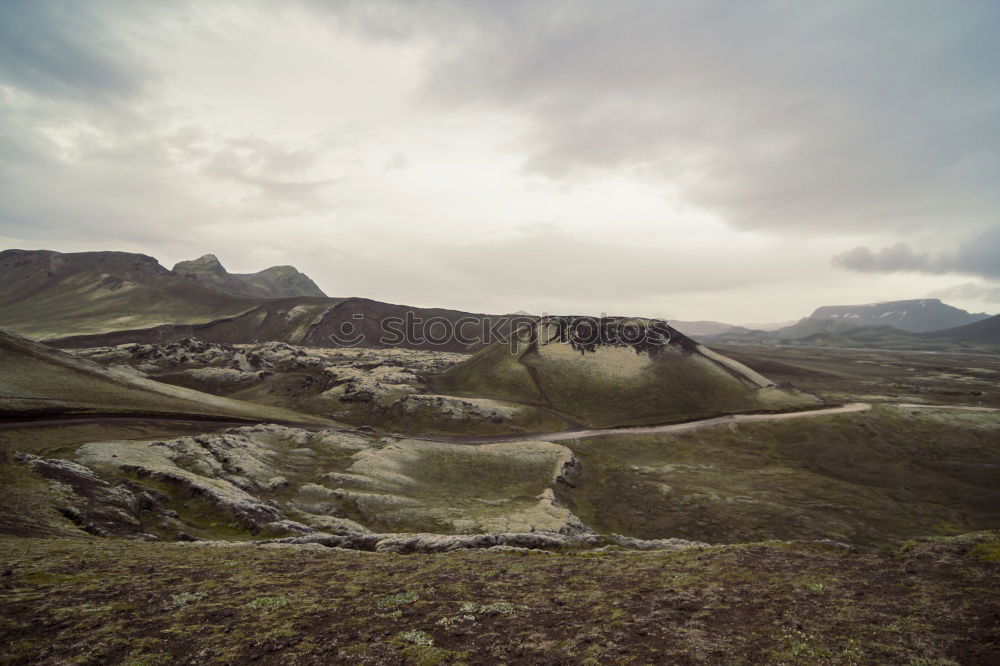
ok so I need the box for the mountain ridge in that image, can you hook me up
[2,249,996,353]
[0,248,255,339]
[808,298,989,333]
[172,253,326,298]
[704,298,994,347]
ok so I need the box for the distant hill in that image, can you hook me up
[0,327,331,423]
[0,249,255,339]
[928,314,1000,343]
[0,249,525,352]
[668,320,737,337]
[46,296,529,353]
[705,298,994,350]
[808,299,989,333]
[0,250,325,340]
[172,254,325,298]
[433,317,820,428]
[738,320,797,331]
[705,317,862,344]
[761,315,1000,353]
[773,318,863,340]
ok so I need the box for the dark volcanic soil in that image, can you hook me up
[1,533,998,664]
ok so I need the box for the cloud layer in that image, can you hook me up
[336,0,1000,233]
[834,227,1000,279]
[0,0,998,321]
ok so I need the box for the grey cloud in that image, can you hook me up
[0,0,152,102]
[0,0,179,245]
[291,221,856,321]
[424,225,813,304]
[833,244,936,274]
[834,227,1000,279]
[200,136,346,214]
[331,0,1000,235]
[927,282,1000,305]
[2,0,997,321]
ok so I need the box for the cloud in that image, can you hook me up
[832,244,936,274]
[927,282,1000,305]
[0,0,153,103]
[300,223,870,321]
[833,227,1000,279]
[1,1,997,322]
[198,135,348,215]
[331,0,1000,235]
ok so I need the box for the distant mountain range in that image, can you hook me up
[700,299,995,351]
[807,299,990,333]
[0,249,996,352]
[782,314,1000,352]
[666,320,737,337]
[0,249,523,352]
[657,320,795,337]
[172,253,325,299]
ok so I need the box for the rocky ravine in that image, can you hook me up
[10,423,705,553]
[72,339,562,434]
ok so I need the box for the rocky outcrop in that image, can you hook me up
[74,340,466,415]
[388,394,521,425]
[256,530,709,554]
[76,432,290,530]
[14,453,147,537]
[76,338,322,374]
[334,439,587,534]
[68,425,596,538]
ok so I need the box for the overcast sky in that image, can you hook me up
[1,0,998,322]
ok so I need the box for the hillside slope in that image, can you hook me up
[0,249,327,340]
[45,297,529,353]
[792,317,1000,352]
[0,328,332,424]
[0,249,529,352]
[0,249,263,339]
[928,313,1000,343]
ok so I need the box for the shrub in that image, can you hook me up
[398,630,434,647]
[377,591,419,608]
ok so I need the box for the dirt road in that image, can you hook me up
[417,402,874,444]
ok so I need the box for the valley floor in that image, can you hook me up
[3,340,1000,663]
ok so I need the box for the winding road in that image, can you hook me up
[415,402,875,445]
[5,401,997,444]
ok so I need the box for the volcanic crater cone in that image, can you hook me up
[433,316,822,428]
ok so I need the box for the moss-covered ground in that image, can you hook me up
[0,422,236,539]
[1,533,998,664]
[560,405,1000,547]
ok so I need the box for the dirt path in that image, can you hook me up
[416,402,874,444]
[894,403,999,412]
[13,401,993,443]
[0,414,327,432]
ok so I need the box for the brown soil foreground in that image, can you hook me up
[1,532,997,664]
